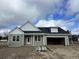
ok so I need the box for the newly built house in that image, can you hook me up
[8,21,70,50]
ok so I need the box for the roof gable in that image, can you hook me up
[10,27,24,34]
[20,21,41,31]
[38,27,70,34]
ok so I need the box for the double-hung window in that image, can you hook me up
[13,36,19,41]
[13,36,15,41]
[17,36,19,41]
[35,36,41,42]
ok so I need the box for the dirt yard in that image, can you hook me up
[0,41,79,59]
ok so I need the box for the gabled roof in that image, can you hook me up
[9,21,70,34]
[38,27,70,34]
[9,27,24,34]
[20,21,41,31]
[22,26,70,34]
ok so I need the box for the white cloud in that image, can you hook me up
[66,0,79,15]
[71,27,79,34]
[0,0,40,23]
[36,19,56,27]
[0,28,11,37]
[0,0,63,24]
[0,29,11,33]
[0,0,79,34]
[36,19,75,31]
[0,0,64,34]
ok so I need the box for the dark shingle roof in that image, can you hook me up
[38,27,51,33]
[58,27,70,34]
[23,31,41,33]
[23,27,70,34]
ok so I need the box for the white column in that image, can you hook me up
[43,36,46,46]
[45,36,47,45]
[42,35,47,51]
[22,35,24,46]
[65,36,69,45]
[43,35,47,46]
[33,35,34,46]
[31,35,32,45]
[41,36,43,45]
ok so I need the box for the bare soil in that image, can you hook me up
[0,41,79,59]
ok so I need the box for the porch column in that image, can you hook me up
[42,35,47,51]
[65,36,69,45]
[42,35,47,45]
[31,35,32,45]
[33,35,34,46]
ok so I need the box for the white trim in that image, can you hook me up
[24,33,71,36]
[24,33,45,35]
[46,34,71,36]
[51,27,58,33]
[33,35,34,46]
[46,36,67,38]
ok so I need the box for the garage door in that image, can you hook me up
[47,37,65,45]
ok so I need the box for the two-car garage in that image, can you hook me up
[46,36,69,46]
[47,37,65,45]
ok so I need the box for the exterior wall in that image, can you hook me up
[8,33,69,48]
[8,34,24,47]
[34,35,43,46]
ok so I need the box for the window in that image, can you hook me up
[13,36,20,41]
[13,36,15,41]
[35,36,41,42]
[17,36,19,41]
[51,28,58,32]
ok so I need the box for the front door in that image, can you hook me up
[26,37,31,44]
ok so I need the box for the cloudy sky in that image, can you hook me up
[0,0,79,34]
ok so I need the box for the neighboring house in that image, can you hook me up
[8,21,71,50]
[0,34,8,41]
[72,35,78,41]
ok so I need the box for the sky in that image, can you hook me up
[0,0,79,34]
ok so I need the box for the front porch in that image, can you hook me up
[24,34,47,46]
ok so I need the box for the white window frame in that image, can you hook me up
[51,28,58,32]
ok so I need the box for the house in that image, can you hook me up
[8,21,71,50]
[0,33,8,41]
